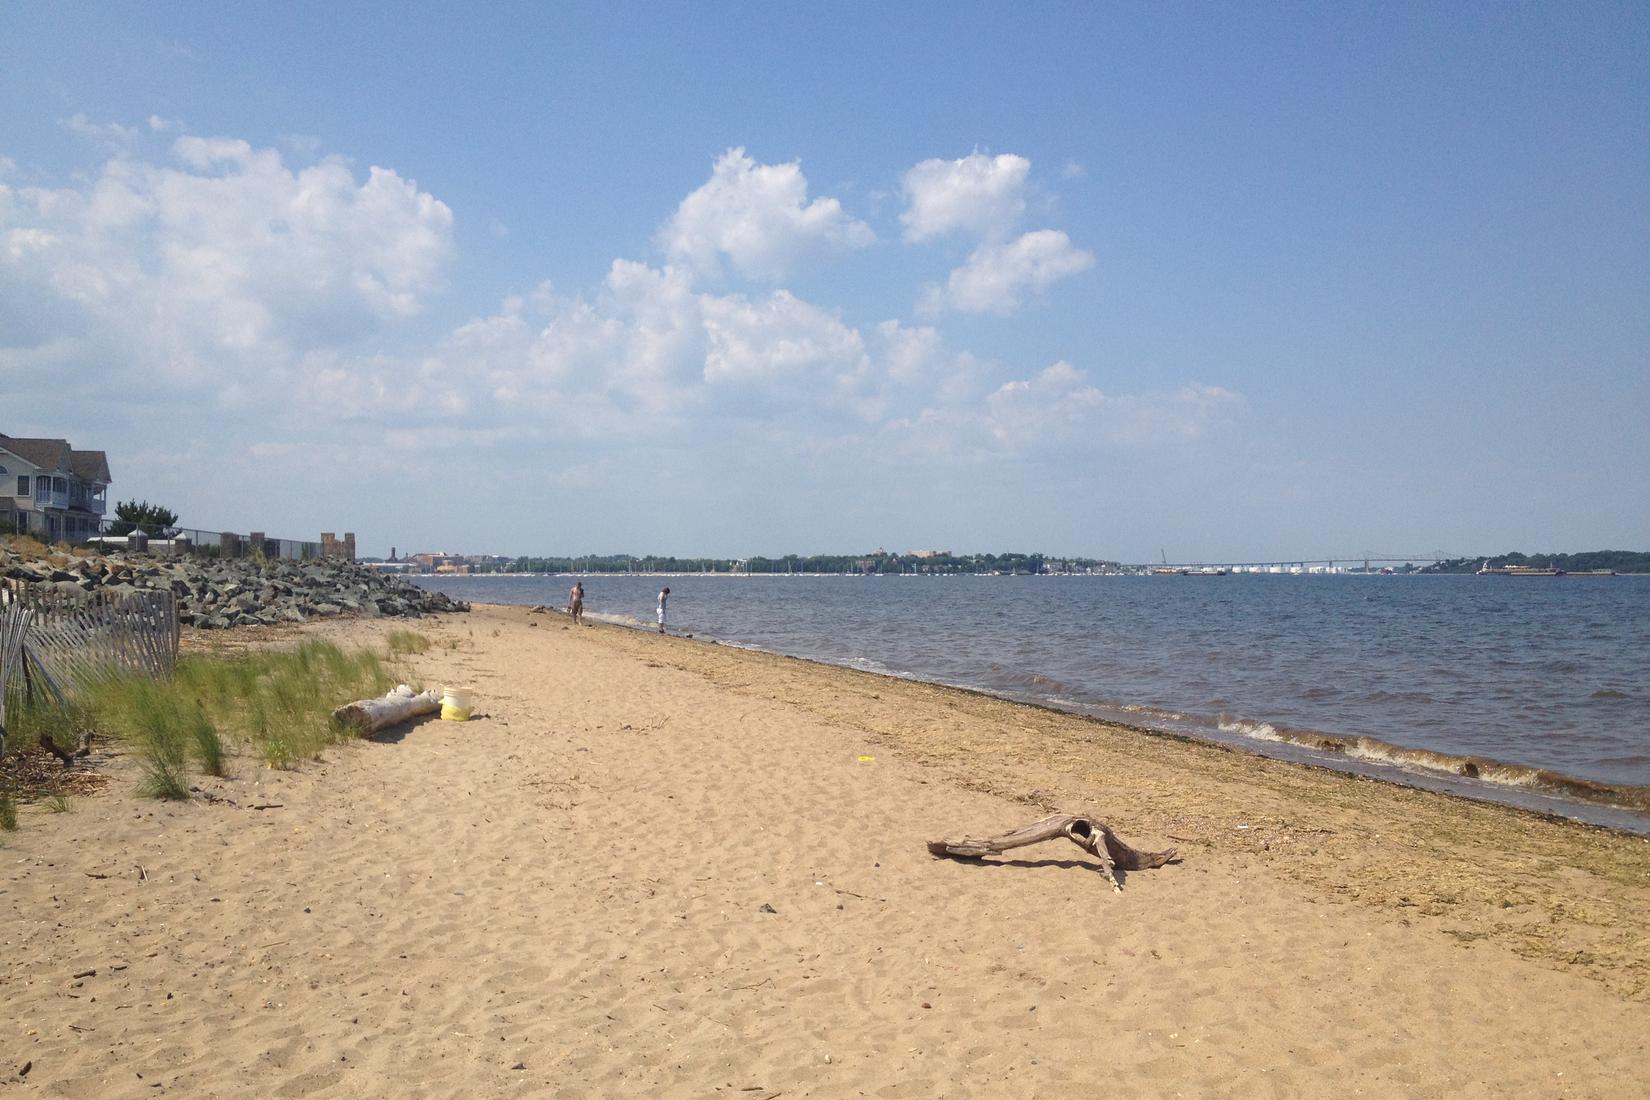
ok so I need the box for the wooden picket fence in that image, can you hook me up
[0,582,180,751]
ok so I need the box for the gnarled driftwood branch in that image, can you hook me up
[927,813,1176,892]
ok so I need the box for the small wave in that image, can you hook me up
[1218,716,1284,742]
[1590,689,1630,701]
[987,668,1080,695]
[1209,720,1650,812]
[585,611,649,629]
[1345,738,1497,778]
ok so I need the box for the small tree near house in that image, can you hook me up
[108,500,179,538]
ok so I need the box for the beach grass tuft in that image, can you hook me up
[386,629,431,656]
[174,639,398,767]
[94,678,194,801]
[79,638,405,794]
[187,703,228,777]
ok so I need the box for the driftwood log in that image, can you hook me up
[927,813,1177,892]
[331,685,442,734]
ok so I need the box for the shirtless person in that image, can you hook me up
[656,586,669,634]
[568,580,585,625]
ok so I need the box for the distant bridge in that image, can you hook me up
[1124,552,1458,570]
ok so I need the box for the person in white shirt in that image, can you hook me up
[656,586,670,634]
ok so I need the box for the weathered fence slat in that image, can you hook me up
[0,604,33,754]
[0,584,179,755]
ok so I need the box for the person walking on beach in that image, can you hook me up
[656,586,670,634]
[568,580,585,626]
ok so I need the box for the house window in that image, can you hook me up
[16,476,28,497]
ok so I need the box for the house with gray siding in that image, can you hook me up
[0,432,111,543]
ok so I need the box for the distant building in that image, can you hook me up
[320,532,357,562]
[906,549,951,559]
[0,432,111,543]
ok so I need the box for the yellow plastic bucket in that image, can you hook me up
[440,687,473,721]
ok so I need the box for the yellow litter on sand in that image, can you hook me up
[440,688,473,721]
[857,755,875,764]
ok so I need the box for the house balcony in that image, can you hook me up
[34,487,71,509]
[69,486,107,514]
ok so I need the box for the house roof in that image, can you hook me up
[0,434,71,473]
[0,434,112,482]
[69,450,111,483]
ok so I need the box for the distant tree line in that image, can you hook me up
[480,550,1119,576]
[1420,551,1650,574]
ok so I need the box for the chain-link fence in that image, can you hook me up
[2,494,337,561]
[82,519,325,561]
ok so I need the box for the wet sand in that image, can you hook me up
[4,603,1648,1097]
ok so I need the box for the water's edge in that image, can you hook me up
[462,595,1650,835]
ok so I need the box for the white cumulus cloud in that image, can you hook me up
[900,152,1030,242]
[702,290,867,387]
[659,148,874,281]
[920,229,1094,315]
[1,131,454,395]
[986,362,1244,449]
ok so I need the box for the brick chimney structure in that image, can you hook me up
[320,532,358,561]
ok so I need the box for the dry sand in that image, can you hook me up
[5,603,1649,1097]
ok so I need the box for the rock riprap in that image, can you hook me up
[0,547,468,629]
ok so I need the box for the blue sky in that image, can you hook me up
[3,3,1645,560]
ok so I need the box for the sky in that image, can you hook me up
[2,2,1646,561]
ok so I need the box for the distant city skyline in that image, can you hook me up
[4,4,1646,560]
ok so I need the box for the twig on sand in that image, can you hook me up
[833,887,885,902]
[730,978,774,991]
[251,803,284,810]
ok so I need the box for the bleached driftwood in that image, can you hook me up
[331,685,442,734]
[927,813,1177,892]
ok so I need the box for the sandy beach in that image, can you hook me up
[5,602,1649,1097]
